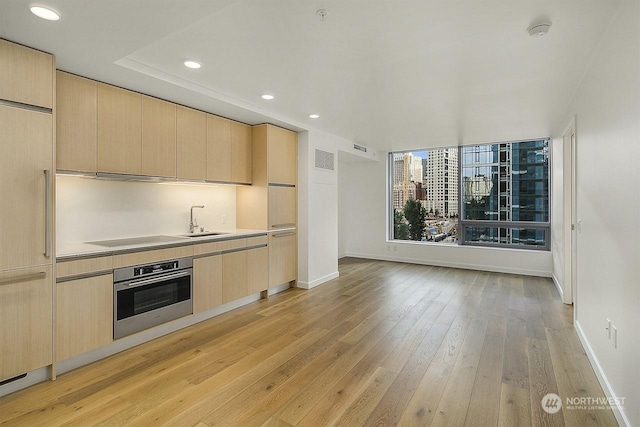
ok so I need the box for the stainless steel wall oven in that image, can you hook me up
[113,257,193,339]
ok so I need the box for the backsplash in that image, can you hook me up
[56,175,237,246]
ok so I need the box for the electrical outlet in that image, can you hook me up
[393,246,397,252]
[221,214,227,225]
[612,325,617,348]
[606,318,611,339]
[386,245,391,251]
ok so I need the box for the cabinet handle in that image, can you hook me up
[44,169,51,258]
[0,271,46,286]
[271,223,295,228]
[272,232,295,238]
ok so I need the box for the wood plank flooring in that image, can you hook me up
[0,258,618,426]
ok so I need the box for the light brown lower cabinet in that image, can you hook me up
[56,274,113,361]
[195,245,268,310]
[222,251,248,304]
[193,254,223,313]
[222,247,269,304]
[0,266,53,381]
[269,231,296,288]
[247,246,269,294]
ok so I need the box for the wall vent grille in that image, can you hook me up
[354,144,367,153]
[315,149,335,171]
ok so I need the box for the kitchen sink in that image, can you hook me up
[179,232,229,238]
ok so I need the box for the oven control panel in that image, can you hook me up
[134,261,179,277]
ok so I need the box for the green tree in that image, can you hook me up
[404,199,427,241]
[393,210,409,240]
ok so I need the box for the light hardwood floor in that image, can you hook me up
[0,258,618,426]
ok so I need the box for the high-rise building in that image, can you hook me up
[461,140,549,245]
[423,149,458,217]
[392,152,423,210]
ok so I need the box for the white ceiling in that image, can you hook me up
[0,0,621,151]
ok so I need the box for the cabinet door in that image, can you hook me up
[267,125,297,185]
[0,39,53,109]
[56,274,113,361]
[193,254,223,313]
[177,106,207,180]
[56,71,98,172]
[222,250,247,303]
[97,83,142,175]
[0,266,52,381]
[0,105,52,271]
[247,246,268,294]
[142,96,176,177]
[269,232,296,288]
[206,114,231,182]
[268,186,297,229]
[230,121,252,184]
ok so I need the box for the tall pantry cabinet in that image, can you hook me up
[237,124,298,288]
[0,39,55,382]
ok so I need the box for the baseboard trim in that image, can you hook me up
[268,283,291,296]
[551,274,565,301]
[298,271,340,289]
[342,252,552,278]
[0,367,50,398]
[574,320,630,427]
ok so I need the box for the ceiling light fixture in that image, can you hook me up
[183,60,201,69]
[527,21,552,37]
[30,5,60,21]
[309,114,320,119]
[261,94,275,100]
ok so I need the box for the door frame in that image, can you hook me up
[562,117,577,312]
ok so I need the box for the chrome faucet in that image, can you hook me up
[189,205,205,233]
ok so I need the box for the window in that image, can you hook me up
[389,139,550,250]
[390,149,459,243]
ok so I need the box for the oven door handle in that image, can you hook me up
[117,270,191,291]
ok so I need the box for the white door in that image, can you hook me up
[562,121,577,309]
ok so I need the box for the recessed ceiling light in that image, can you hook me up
[527,22,552,37]
[261,94,275,100]
[30,5,60,21]
[309,114,320,119]
[183,60,201,69]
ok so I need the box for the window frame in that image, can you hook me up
[388,138,551,251]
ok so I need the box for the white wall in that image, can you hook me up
[552,0,640,425]
[56,176,236,245]
[339,155,552,277]
[297,129,377,288]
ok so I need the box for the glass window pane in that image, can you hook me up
[390,149,459,243]
[463,227,547,248]
[462,140,549,223]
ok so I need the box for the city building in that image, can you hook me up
[423,148,458,217]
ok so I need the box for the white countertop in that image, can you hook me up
[56,228,289,260]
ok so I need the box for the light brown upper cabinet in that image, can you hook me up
[230,122,252,184]
[97,83,142,175]
[56,71,98,172]
[206,114,231,182]
[236,124,298,231]
[142,96,176,178]
[268,186,296,229]
[176,106,207,181]
[267,125,297,185]
[0,39,53,109]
